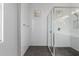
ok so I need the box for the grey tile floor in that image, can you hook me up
[55,47,79,56]
[24,46,79,56]
[24,46,51,56]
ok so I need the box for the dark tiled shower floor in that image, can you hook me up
[55,47,79,56]
[24,46,79,56]
[24,46,52,56]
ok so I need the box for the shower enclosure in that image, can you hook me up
[47,7,79,56]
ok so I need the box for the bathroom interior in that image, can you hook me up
[0,3,79,56]
[21,3,79,56]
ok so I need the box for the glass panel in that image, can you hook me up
[54,7,79,56]
[47,11,53,55]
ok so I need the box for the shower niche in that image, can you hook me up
[47,7,79,56]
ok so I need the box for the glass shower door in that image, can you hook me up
[54,7,79,56]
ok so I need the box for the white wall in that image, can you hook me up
[17,4,21,56]
[0,4,2,42]
[0,3,18,56]
[54,14,73,47]
[30,3,74,46]
[30,4,52,46]
[21,3,30,55]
